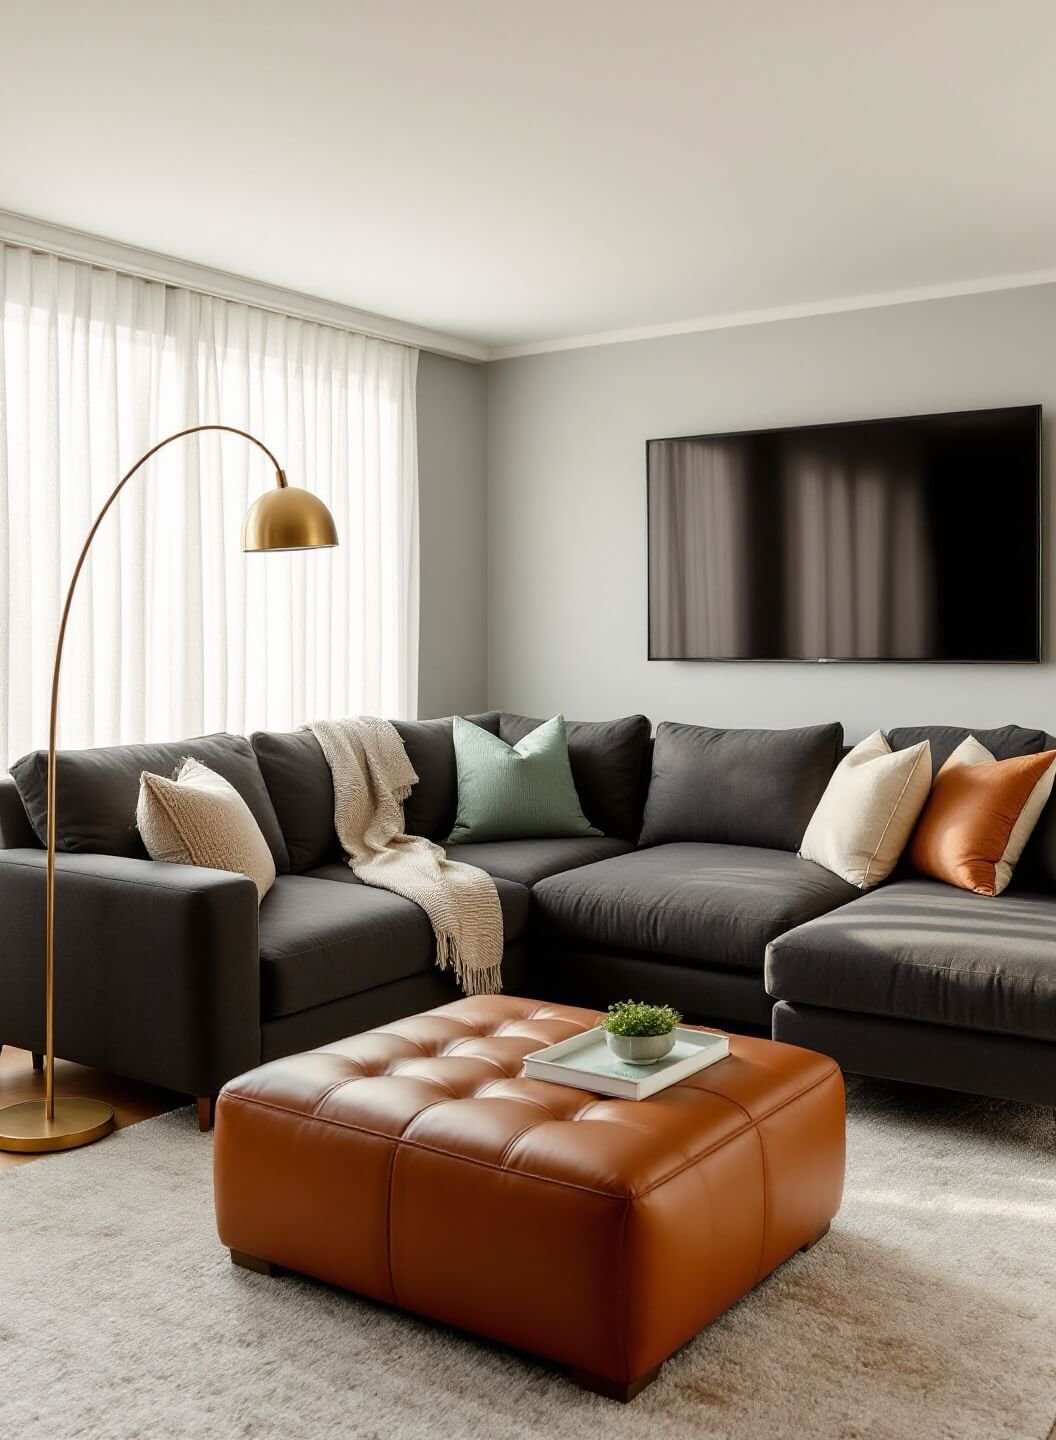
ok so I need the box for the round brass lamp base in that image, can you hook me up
[0,1097,115,1154]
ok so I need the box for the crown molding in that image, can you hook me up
[6,210,1056,365]
[489,268,1056,360]
[0,211,489,363]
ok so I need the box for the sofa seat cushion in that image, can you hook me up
[443,836,632,887]
[260,871,530,1019]
[765,879,1056,1043]
[532,843,858,972]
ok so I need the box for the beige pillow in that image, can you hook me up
[799,730,931,889]
[137,757,276,901]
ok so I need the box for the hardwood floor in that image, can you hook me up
[0,1045,183,1171]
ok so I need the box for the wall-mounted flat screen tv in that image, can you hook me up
[647,405,1041,662]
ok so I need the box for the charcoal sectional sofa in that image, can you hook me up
[0,712,1053,1122]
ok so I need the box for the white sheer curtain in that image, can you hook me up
[0,244,419,768]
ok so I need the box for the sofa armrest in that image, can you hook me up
[0,850,261,1097]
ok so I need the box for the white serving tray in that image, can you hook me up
[522,1026,730,1101]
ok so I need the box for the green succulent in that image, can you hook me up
[601,1001,682,1038]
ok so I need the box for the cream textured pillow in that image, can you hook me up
[799,730,931,889]
[137,758,276,901]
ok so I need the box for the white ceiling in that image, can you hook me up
[3,0,1056,354]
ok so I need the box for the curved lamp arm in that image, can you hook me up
[41,424,327,1122]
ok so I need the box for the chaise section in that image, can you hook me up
[766,877,1056,1105]
[765,878,1056,1042]
[534,843,858,971]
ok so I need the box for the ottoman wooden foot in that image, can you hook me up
[230,1249,278,1276]
[31,1051,44,1072]
[571,1364,662,1402]
[801,1221,831,1252]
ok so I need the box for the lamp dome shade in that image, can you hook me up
[242,484,338,552]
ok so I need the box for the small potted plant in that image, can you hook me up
[601,1001,682,1066]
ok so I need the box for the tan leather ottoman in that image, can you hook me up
[214,996,844,1400]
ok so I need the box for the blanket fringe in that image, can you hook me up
[436,931,503,997]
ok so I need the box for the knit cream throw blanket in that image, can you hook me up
[306,716,503,996]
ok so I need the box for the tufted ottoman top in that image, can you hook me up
[218,995,840,1199]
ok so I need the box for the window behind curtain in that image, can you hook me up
[0,244,419,768]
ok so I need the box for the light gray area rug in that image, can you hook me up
[2,1079,1054,1440]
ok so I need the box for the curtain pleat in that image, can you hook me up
[0,243,419,767]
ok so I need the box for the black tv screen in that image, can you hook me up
[647,405,1041,662]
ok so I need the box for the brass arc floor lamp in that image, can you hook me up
[0,423,338,1154]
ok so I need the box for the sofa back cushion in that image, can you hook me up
[886,723,1051,772]
[0,775,38,849]
[640,721,844,852]
[250,729,338,873]
[396,713,501,841]
[11,732,289,870]
[252,713,501,871]
[887,723,1056,891]
[498,713,651,842]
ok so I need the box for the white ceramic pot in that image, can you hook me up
[605,1030,676,1066]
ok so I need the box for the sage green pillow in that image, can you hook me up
[448,715,601,844]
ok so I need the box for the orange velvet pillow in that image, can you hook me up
[909,744,1056,895]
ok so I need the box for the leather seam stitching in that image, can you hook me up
[751,1122,769,1287]
[384,1138,398,1308]
[220,1091,657,1198]
[680,1078,773,1287]
[308,1077,366,1117]
[618,1195,631,1382]
[221,1064,840,1199]
[443,1051,509,1071]
[643,1066,841,1196]
[387,1069,460,1098]
[497,1123,543,1169]
[408,1016,481,1033]
[472,1085,561,1116]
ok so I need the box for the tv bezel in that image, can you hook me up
[646,404,1043,665]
